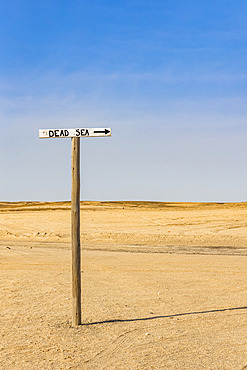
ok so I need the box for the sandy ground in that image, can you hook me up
[0,201,247,369]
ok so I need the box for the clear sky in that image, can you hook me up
[1,0,247,202]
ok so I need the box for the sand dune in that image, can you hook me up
[1,201,247,253]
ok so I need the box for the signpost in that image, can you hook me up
[39,127,111,326]
[39,128,111,138]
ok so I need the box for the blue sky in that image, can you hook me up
[1,0,247,201]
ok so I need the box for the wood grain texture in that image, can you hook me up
[71,137,81,326]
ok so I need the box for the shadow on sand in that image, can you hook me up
[83,306,247,326]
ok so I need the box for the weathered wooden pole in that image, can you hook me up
[39,127,111,326]
[71,137,81,326]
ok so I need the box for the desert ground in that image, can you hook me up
[0,201,247,369]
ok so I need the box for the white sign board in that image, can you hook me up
[39,128,111,138]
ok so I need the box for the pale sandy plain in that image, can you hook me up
[0,201,247,369]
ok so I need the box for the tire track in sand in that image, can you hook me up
[83,328,139,368]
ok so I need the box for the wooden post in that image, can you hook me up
[71,137,81,326]
[39,127,111,325]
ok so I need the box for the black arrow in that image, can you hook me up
[93,129,110,135]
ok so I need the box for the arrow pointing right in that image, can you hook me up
[93,129,111,135]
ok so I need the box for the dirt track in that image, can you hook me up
[0,202,247,369]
